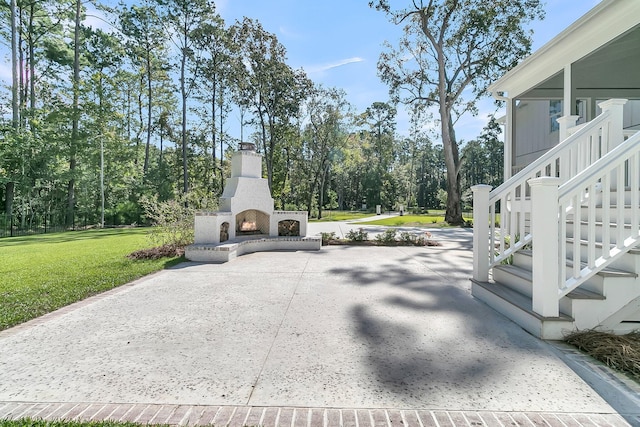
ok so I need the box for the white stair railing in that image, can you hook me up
[557,130,640,296]
[473,99,627,283]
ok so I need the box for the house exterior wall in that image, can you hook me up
[513,100,561,171]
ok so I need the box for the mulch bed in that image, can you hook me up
[127,244,184,260]
[323,239,441,247]
[565,329,640,382]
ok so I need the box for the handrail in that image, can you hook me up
[556,130,640,296]
[486,109,614,267]
[490,110,611,202]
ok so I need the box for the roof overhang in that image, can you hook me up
[489,0,640,99]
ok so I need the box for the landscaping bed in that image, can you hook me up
[321,228,441,247]
[565,329,640,382]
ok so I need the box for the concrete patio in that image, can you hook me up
[0,222,638,426]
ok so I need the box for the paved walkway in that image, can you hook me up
[1,221,639,426]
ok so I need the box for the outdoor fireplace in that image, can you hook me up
[186,143,318,262]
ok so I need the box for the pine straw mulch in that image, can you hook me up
[565,329,640,382]
[127,244,185,260]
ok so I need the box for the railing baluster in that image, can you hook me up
[617,164,625,248]
[492,202,504,265]
[602,174,611,258]
[573,194,581,279]
[632,153,639,240]
[588,182,597,269]
[559,202,567,284]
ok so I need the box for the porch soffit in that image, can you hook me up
[489,0,640,99]
[519,25,640,99]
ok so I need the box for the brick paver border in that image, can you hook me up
[0,402,636,427]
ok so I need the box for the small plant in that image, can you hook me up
[399,231,415,244]
[375,228,397,244]
[320,231,336,245]
[346,228,368,242]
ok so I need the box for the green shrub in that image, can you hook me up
[346,228,368,242]
[140,192,216,248]
[375,228,397,244]
[399,231,416,243]
[320,232,336,245]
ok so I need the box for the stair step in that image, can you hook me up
[511,250,637,278]
[471,279,573,322]
[493,264,606,300]
[565,237,640,255]
[565,287,605,300]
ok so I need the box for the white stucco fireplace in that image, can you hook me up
[185,143,320,262]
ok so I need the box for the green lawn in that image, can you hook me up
[309,210,373,222]
[0,228,181,331]
[357,211,473,227]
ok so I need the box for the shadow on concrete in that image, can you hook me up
[327,250,544,403]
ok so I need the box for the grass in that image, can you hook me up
[309,210,373,222]
[0,421,156,427]
[357,211,473,227]
[0,228,182,331]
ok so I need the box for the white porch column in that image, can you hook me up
[563,64,572,117]
[472,185,492,281]
[598,99,627,150]
[504,99,513,180]
[529,177,561,317]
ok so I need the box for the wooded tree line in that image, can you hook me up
[0,0,513,231]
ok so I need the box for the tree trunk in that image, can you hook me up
[67,0,82,227]
[210,71,217,190]
[143,49,152,175]
[7,0,18,218]
[10,0,18,126]
[317,161,330,220]
[5,182,15,218]
[440,109,463,225]
[181,43,189,195]
[220,97,225,190]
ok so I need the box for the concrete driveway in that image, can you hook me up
[0,223,637,426]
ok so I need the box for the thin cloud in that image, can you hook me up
[279,26,302,39]
[306,57,365,74]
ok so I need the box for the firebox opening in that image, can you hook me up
[220,222,229,242]
[236,209,269,235]
[278,220,300,236]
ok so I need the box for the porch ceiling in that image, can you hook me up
[489,0,640,99]
[519,25,640,99]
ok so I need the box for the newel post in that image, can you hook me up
[529,177,561,317]
[598,99,627,150]
[557,115,580,142]
[472,185,492,281]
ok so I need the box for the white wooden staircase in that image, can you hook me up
[471,99,640,339]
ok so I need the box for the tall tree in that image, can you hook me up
[360,101,397,208]
[229,17,312,193]
[156,0,217,196]
[192,14,231,192]
[67,0,83,226]
[5,0,19,217]
[300,86,350,218]
[371,0,544,224]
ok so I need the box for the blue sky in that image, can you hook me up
[1,0,601,144]
[215,0,600,144]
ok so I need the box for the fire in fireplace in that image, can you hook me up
[239,220,257,232]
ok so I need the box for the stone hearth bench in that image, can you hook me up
[185,236,322,263]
